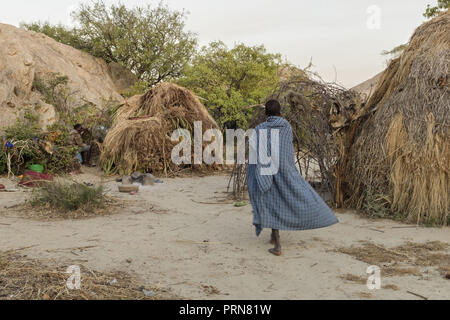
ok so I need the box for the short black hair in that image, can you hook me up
[74,124,82,130]
[265,99,281,116]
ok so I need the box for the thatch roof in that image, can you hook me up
[342,11,449,225]
[100,82,218,175]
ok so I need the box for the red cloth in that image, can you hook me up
[19,170,53,187]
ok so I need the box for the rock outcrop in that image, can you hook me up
[351,72,382,100]
[107,62,138,94]
[0,23,124,131]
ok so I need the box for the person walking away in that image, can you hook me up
[246,100,339,256]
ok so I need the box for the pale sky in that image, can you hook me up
[0,0,432,88]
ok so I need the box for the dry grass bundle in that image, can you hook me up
[337,240,450,278]
[345,12,450,225]
[0,251,177,300]
[101,82,218,175]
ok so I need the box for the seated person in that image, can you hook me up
[68,124,92,165]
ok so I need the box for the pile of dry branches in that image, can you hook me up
[101,82,218,175]
[275,77,362,195]
[229,75,363,200]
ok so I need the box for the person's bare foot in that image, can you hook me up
[268,248,281,256]
[269,229,281,256]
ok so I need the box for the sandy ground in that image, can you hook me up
[0,170,449,300]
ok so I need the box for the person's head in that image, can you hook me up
[265,100,281,117]
[74,124,83,132]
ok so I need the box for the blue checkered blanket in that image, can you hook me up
[247,116,339,236]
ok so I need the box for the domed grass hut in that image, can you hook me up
[101,82,218,175]
[343,12,449,225]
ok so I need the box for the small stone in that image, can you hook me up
[7,47,17,56]
[24,55,33,66]
[131,171,143,180]
[142,289,155,297]
[142,174,155,186]
[126,258,132,263]
[122,176,132,185]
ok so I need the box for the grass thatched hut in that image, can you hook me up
[341,11,449,225]
[101,82,218,175]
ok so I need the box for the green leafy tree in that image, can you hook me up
[22,1,197,87]
[423,0,449,18]
[20,21,93,52]
[178,41,282,129]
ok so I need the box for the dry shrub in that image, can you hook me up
[101,82,218,175]
[356,292,373,299]
[394,241,449,267]
[382,284,400,291]
[346,12,450,225]
[29,181,112,219]
[340,274,402,289]
[0,251,176,300]
[338,241,408,266]
[440,265,450,279]
[340,274,366,284]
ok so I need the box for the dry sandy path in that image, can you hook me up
[0,173,449,300]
